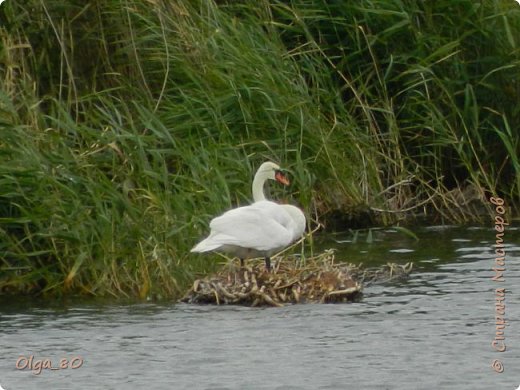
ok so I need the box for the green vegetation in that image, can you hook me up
[1,0,519,298]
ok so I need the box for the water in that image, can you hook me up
[1,226,519,389]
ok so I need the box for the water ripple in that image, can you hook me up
[1,226,519,390]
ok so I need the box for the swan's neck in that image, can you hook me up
[252,172,267,202]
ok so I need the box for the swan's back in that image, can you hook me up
[191,201,305,257]
[191,201,290,254]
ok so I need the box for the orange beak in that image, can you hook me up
[275,170,290,186]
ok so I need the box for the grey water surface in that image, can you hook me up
[1,226,519,390]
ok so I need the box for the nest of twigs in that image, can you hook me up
[181,251,413,307]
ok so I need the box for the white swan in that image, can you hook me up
[191,162,306,270]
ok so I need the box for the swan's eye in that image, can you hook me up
[275,170,290,186]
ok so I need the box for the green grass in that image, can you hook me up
[0,0,519,298]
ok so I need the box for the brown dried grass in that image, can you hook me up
[181,251,412,307]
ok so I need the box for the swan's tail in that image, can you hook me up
[190,238,221,253]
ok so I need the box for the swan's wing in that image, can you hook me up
[280,204,306,240]
[247,201,295,230]
[249,201,306,241]
[207,205,293,251]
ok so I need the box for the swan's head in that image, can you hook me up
[256,161,290,186]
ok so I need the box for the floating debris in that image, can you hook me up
[181,251,413,307]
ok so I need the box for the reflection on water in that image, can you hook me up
[1,226,519,390]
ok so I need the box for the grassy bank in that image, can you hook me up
[0,0,519,298]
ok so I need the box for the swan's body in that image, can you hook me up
[191,162,306,270]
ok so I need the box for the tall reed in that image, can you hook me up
[0,0,518,297]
